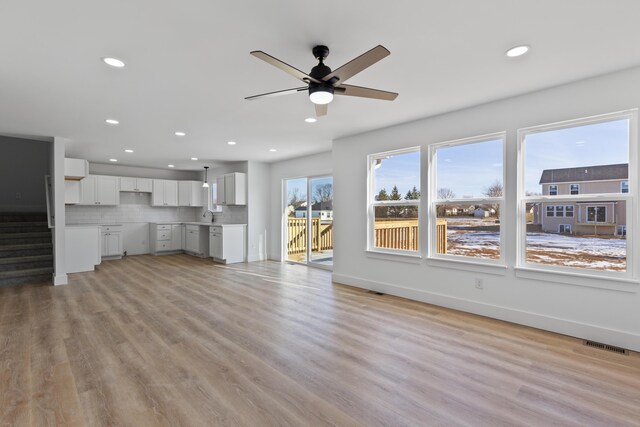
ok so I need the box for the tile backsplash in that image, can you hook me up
[66,193,199,224]
[205,205,248,225]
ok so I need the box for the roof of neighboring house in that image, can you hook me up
[539,163,628,184]
[295,201,333,211]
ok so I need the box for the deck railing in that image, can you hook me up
[287,218,446,254]
[287,218,333,254]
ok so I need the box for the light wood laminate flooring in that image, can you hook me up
[1,254,639,426]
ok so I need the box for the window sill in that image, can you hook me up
[515,266,639,293]
[426,256,507,276]
[366,249,422,264]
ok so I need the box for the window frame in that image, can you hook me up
[517,110,637,281]
[570,183,580,195]
[367,147,421,255]
[559,224,572,234]
[428,132,506,266]
[621,180,629,193]
[548,185,558,196]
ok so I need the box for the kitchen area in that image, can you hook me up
[63,158,249,273]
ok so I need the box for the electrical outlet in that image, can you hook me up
[474,278,484,290]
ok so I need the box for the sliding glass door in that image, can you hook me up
[284,176,333,268]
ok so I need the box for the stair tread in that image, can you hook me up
[0,243,53,250]
[0,232,51,238]
[0,267,53,278]
[0,221,49,226]
[0,254,53,265]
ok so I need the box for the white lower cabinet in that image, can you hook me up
[209,224,246,264]
[184,225,208,256]
[150,223,181,254]
[100,225,123,258]
[171,224,183,250]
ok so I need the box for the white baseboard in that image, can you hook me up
[332,273,640,352]
[53,273,68,286]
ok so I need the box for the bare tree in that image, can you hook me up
[288,188,305,216]
[484,180,503,217]
[437,188,456,200]
[313,183,333,203]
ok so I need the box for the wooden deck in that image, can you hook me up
[1,254,639,426]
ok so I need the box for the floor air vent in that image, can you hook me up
[584,340,629,355]
[368,290,385,296]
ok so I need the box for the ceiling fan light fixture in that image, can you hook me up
[309,84,334,105]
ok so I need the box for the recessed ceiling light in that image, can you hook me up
[191,157,198,161]
[269,148,277,152]
[102,57,125,68]
[168,164,175,168]
[505,45,530,58]
[109,158,118,162]
[105,119,119,125]
[124,149,134,153]
[305,117,317,123]
[227,141,236,145]
[175,131,186,137]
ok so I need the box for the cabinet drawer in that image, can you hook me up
[157,224,171,230]
[157,231,171,241]
[186,225,200,232]
[157,241,171,251]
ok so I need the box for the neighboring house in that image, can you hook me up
[535,163,628,236]
[295,201,333,220]
[474,207,491,218]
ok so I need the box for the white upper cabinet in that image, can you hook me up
[64,158,88,180]
[216,172,246,206]
[152,179,178,206]
[178,181,204,207]
[120,177,152,193]
[80,175,120,206]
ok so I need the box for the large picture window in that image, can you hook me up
[429,133,505,262]
[518,111,635,276]
[368,148,420,253]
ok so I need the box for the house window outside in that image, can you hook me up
[559,224,572,234]
[621,181,629,193]
[368,148,420,253]
[430,133,505,262]
[587,206,606,223]
[519,111,634,275]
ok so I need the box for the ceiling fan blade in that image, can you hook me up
[250,51,321,83]
[335,84,398,101]
[315,103,328,117]
[322,45,390,85]
[245,87,307,101]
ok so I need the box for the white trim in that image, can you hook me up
[365,249,422,264]
[53,273,68,286]
[332,272,640,352]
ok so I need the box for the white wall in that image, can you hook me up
[52,137,67,285]
[0,136,50,211]
[247,161,269,262]
[268,151,332,260]
[332,66,640,351]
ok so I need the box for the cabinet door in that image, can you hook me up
[101,233,109,256]
[120,177,137,192]
[191,182,204,207]
[216,176,226,205]
[65,181,80,204]
[224,174,235,205]
[152,180,165,206]
[170,225,183,250]
[106,232,121,256]
[164,180,178,206]
[185,230,199,253]
[210,231,223,259]
[80,175,96,205]
[136,178,152,192]
[97,176,119,205]
[178,181,191,206]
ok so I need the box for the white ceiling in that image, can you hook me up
[2,0,640,170]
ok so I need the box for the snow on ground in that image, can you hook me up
[446,228,626,271]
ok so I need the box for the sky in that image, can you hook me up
[374,151,420,196]
[286,176,332,206]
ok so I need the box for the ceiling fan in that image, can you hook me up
[245,45,398,117]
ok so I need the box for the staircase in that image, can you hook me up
[0,212,53,287]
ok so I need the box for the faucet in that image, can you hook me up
[203,210,216,223]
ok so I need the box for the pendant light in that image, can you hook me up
[202,166,210,188]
